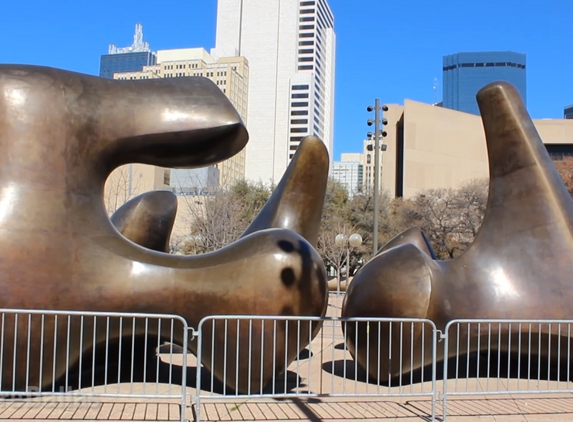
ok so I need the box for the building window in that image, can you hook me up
[300,8,314,14]
[299,24,315,30]
[291,119,308,124]
[298,57,313,62]
[299,40,314,46]
[299,48,314,54]
[291,110,309,116]
[291,93,309,99]
[291,128,308,133]
[292,84,309,90]
[299,16,314,22]
[298,65,313,70]
[299,33,313,38]
[367,154,371,164]
[163,169,171,186]
[291,101,309,107]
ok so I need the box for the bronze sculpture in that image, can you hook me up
[343,81,573,383]
[0,65,329,394]
[111,190,178,252]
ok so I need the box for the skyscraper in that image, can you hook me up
[565,104,573,119]
[442,51,526,115]
[211,0,336,183]
[99,24,156,79]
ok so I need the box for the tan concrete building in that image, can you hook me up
[346,99,573,198]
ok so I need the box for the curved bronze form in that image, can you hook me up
[0,65,328,393]
[343,81,573,382]
[111,191,178,252]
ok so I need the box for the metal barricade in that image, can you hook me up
[192,315,439,422]
[442,319,573,420]
[0,309,189,422]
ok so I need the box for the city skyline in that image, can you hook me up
[1,0,572,161]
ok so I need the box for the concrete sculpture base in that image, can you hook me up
[343,82,573,383]
[0,65,329,394]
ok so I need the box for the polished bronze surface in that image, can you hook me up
[111,190,178,252]
[240,136,329,247]
[0,65,328,393]
[343,81,573,382]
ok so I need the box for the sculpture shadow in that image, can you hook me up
[322,350,573,387]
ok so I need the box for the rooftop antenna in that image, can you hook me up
[433,77,439,105]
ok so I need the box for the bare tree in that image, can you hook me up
[395,179,488,259]
[554,156,573,197]
[104,164,143,215]
[175,180,272,254]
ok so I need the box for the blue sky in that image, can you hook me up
[1,0,572,160]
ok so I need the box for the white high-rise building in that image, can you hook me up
[212,0,336,184]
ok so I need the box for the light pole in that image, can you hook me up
[367,101,389,256]
[334,232,363,294]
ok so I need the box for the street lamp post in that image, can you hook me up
[367,101,389,256]
[334,233,363,294]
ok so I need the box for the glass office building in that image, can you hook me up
[99,23,156,79]
[443,51,526,115]
[99,51,156,79]
[565,105,573,119]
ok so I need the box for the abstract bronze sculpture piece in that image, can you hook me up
[111,190,178,252]
[343,81,573,382]
[0,65,329,393]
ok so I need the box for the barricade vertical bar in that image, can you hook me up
[12,314,18,391]
[156,318,162,394]
[547,323,552,389]
[168,319,174,394]
[195,322,203,422]
[567,324,571,385]
[557,323,561,385]
[130,317,135,394]
[496,323,501,391]
[455,323,459,391]
[295,320,300,394]
[365,321,370,391]
[409,322,414,392]
[399,321,403,389]
[39,314,45,391]
[377,321,381,393]
[91,315,97,393]
[271,320,276,395]
[507,323,512,388]
[486,323,491,391]
[248,319,253,395]
[117,317,123,389]
[52,314,57,393]
[25,314,31,392]
[223,319,228,395]
[212,319,217,393]
[143,318,149,394]
[65,314,71,392]
[517,323,522,389]
[465,322,470,392]
[476,323,481,386]
[284,320,289,393]
[260,320,264,394]
[235,319,240,394]
[78,315,84,391]
[537,324,541,386]
[180,320,188,422]
[388,321,393,391]
[527,323,532,390]
[431,323,436,422]
[104,316,110,392]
